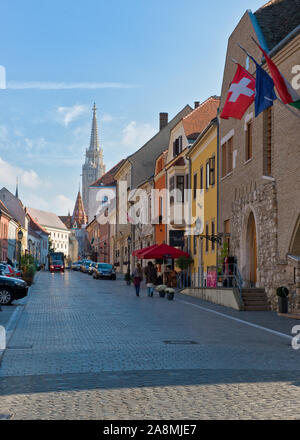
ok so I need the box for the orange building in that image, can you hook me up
[154,150,168,245]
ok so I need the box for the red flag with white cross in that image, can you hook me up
[220,64,256,120]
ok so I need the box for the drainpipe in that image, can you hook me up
[216,113,220,285]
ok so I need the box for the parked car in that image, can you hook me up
[88,262,97,275]
[0,275,28,305]
[72,261,82,271]
[0,263,16,278]
[80,261,93,273]
[93,263,116,280]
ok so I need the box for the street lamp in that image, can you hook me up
[127,236,132,275]
[17,229,23,271]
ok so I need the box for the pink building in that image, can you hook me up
[0,200,11,261]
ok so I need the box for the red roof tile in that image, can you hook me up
[182,96,220,139]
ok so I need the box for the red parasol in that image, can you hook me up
[138,243,189,260]
[132,244,157,257]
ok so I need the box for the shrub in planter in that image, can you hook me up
[276,286,289,313]
[165,287,175,300]
[155,284,167,297]
[22,263,36,286]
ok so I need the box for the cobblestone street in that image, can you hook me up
[1,270,300,420]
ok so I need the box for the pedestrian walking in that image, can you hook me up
[133,264,143,296]
[144,261,157,297]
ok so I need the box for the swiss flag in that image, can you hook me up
[221,64,256,120]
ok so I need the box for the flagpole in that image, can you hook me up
[237,41,300,120]
[275,97,300,120]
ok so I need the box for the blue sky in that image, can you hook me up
[0,0,265,215]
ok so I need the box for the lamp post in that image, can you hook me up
[127,236,132,275]
[17,229,23,271]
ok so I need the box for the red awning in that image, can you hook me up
[138,243,189,260]
[132,244,157,257]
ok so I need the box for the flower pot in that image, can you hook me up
[278,296,288,313]
[159,291,166,298]
[167,292,174,300]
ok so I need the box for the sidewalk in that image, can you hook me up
[175,290,300,339]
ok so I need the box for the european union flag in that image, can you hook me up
[254,62,277,117]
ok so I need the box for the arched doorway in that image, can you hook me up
[246,211,257,286]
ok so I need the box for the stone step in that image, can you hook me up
[242,288,266,294]
[243,300,269,306]
[243,305,269,311]
[242,294,267,299]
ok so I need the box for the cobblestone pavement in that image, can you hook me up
[0,270,300,419]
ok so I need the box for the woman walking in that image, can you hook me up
[133,264,143,296]
[144,261,157,297]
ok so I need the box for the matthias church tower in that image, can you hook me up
[82,103,105,218]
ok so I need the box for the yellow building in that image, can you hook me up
[187,118,218,287]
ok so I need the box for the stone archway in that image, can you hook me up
[240,208,258,287]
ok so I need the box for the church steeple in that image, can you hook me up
[89,103,99,151]
[15,177,19,199]
[72,190,87,228]
[82,103,106,220]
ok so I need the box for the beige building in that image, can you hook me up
[218,0,300,308]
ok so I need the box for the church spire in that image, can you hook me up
[72,190,87,228]
[15,177,19,199]
[89,102,99,151]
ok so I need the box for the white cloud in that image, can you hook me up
[0,157,43,189]
[54,194,74,214]
[7,81,139,90]
[100,113,114,122]
[122,121,156,148]
[56,105,88,127]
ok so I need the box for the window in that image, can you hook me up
[263,107,272,176]
[224,219,231,250]
[209,156,215,186]
[227,137,233,173]
[200,167,203,190]
[176,175,184,202]
[169,176,175,204]
[205,223,209,252]
[245,121,253,161]
[173,136,183,156]
[222,143,227,177]
[211,220,215,251]
[193,173,197,199]
[193,235,197,255]
[206,161,210,189]
[222,137,233,177]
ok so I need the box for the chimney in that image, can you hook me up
[194,101,200,109]
[159,112,168,130]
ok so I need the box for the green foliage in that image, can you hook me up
[21,254,35,270]
[175,256,194,270]
[155,258,164,265]
[276,286,289,297]
[48,238,55,253]
[24,264,36,277]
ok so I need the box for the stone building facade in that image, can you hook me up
[218,1,300,309]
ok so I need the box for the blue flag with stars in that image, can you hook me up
[254,62,277,117]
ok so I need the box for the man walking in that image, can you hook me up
[144,261,157,297]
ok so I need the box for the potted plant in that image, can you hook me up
[165,287,175,300]
[277,286,289,313]
[22,263,36,286]
[155,284,167,297]
[124,270,131,285]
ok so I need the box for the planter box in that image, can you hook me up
[167,292,174,300]
[159,291,166,298]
